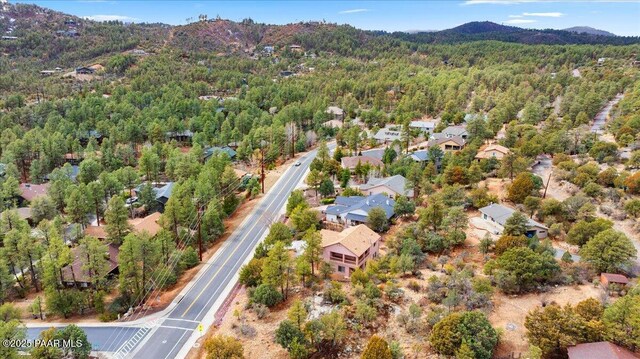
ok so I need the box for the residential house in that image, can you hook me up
[279,70,294,77]
[85,212,163,240]
[61,243,119,288]
[1,36,18,40]
[321,224,381,278]
[289,45,303,53]
[359,175,414,199]
[134,182,175,212]
[322,119,343,129]
[340,156,383,171]
[479,203,548,238]
[428,136,466,152]
[326,106,345,121]
[44,165,79,182]
[409,150,430,163]
[567,342,638,359]
[475,144,510,161]
[440,125,469,140]
[373,126,402,144]
[600,273,630,288]
[18,183,50,204]
[75,67,95,75]
[325,193,395,228]
[203,146,236,161]
[263,46,274,55]
[166,130,194,143]
[463,113,488,123]
[409,120,436,134]
[0,163,6,177]
[40,70,56,76]
[360,148,386,162]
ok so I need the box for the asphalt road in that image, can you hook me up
[27,147,320,359]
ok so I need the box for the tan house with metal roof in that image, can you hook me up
[475,144,510,161]
[321,224,381,278]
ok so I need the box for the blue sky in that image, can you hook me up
[12,0,640,36]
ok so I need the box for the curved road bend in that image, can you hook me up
[27,146,324,358]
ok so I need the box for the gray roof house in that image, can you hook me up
[360,148,386,161]
[373,127,403,143]
[479,203,548,238]
[135,182,175,211]
[325,193,395,228]
[410,120,436,133]
[440,125,468,139]
[409,150,430,162]
[360,175,414,198]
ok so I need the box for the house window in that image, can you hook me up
[338,266,345,273]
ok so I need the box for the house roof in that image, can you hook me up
[129,212,163,237]
[360,175,413,197]
[475,144,511,159]
[62,243,119,284]
[84,225,108,239]
[410,120,436,129]
[479,203,548,230]
[204,146,236,159]
[166,130,194,138]
[410,150,430,162]
[600,273,630,285]
[360,148,386,161]
[326,106,344,115]
[45,165,79,181]
[341,156,383,169]
[320,224,381,257]
[322,120,343,128]
[19,183,50,202]
[567,342,639,359]
[428,136,466,148]
[441,125,468,137]
[85,212,163,239]
[136,182,175,203]
[326,193,395,220]
[373,127,402,142]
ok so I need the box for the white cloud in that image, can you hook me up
[522,12,564,17]
[508,14,524,18]
[464,0,635,4]
[85,14,138,22]
[463,0,538,5]
[338,9,370,14]
[505,18,537,24]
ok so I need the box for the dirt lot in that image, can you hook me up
[490,284,603,356]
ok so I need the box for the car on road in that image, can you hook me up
[294,161,301,166]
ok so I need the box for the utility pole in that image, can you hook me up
[196,203,203,261]
[260,146,265,193]
[543,168,552,199]
[290,123,295,159]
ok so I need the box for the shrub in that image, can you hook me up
[252,303,270,319]
[204,335,244,359]
[252,284,283,307]
[362,335,392,359]
[181,247,200,269]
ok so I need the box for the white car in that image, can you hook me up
[126,197,138,205]
[294,161,301,167]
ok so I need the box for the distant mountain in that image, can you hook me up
[390,21,638,45]
[564,26,616,37]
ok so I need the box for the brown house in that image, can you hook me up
[18,183,50,203]
[61,243,119,288]
[568,341,639,359]
[600,273,630,287]
[84,212,163,240]
[341,156,384,171]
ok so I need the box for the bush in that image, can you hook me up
[320,198,335,205]
[362,335,392,359]
[204,335,244,359]
[429,311,498,359]
[252,284,283,307]
[252,303,270,319]
[323,281,347,304]
[181,247,200,269]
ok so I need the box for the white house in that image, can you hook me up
[479,203,548,239]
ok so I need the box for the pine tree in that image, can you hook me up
[302,229,322,276]
[105,195,131,244]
